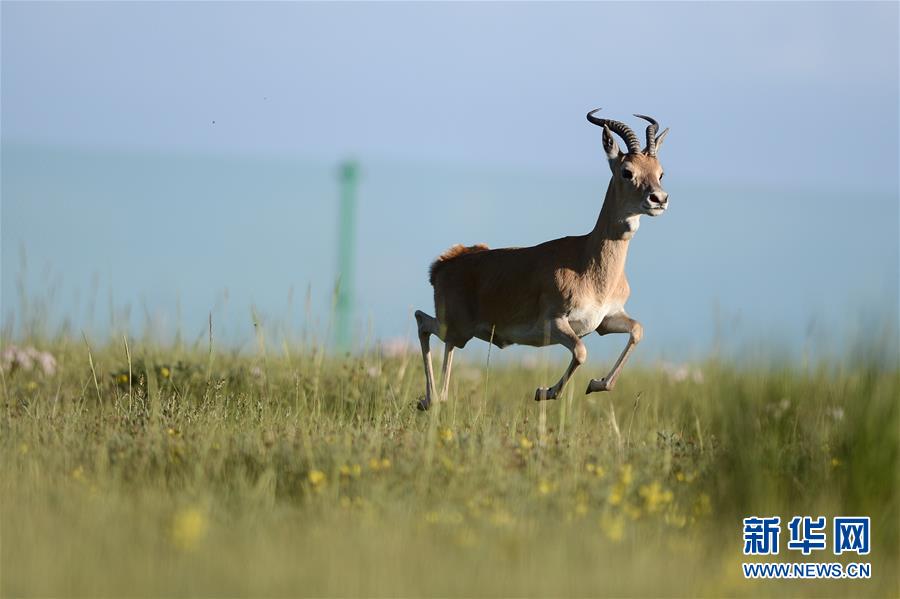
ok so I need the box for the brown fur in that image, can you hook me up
[428,243,489,285]
[429,217,635,350]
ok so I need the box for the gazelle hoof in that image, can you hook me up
[586,378,613,394]
[416,397,430,411]
[534,387,557,402]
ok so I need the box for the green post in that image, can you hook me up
[335,160,359,352]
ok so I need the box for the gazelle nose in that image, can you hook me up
[650,192,668,205]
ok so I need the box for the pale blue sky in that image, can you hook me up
[2,2,898,359]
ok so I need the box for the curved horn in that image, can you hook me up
[586,108,641,154]
[634,114,659,156]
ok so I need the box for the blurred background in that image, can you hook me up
[2,2,898,361]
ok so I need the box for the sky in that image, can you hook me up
[2,2,898,361]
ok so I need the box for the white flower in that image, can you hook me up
[380,338,413,358]
[661,362,704,384]
[1,345,56,376]
[35,351,57,376]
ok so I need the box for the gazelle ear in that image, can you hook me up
[602,125,621,166]
[654,128,670,153]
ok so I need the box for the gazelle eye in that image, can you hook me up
[659,172,664,180]
[622,168,633,180]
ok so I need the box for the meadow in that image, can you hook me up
[1,331,897,597]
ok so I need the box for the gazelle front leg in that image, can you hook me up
[586,313,643,393]
[535,318,587,401]
[415,310,439,410]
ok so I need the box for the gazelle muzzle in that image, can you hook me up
[643,190,668,215]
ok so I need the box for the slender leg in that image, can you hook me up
[439,343,455,403]
[534,318,587,401]
[586,313,643,394]
[415,310,439,410]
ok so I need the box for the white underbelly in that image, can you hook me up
[567,302,622,337]
[489,301,624,346]
[495,322,554,346]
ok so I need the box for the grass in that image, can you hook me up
[1,334,898,597]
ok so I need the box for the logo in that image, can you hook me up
[742,515,872,579]
[833,517,870,556]
[743,516,781,555]
[787,516,827,555]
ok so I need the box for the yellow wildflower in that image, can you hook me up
[369,457,392,471]
[608,484,624,506]
[639,481,673,513]
[519,436,533,450]
[171,507,208,550]
[675,470,696,483]
[490,509,514,527]
[601,513,625,542]
[71,466,85,481]
[439,428,454,442]
[160,367,171,378]
[117,374,129,384]
[26,381,38,391]
[831,457,842,468]
[619,464,633,486]
[665,507,687,528]
[693,493,712,517]
[308,469,326,486]
[538,480,554,495]
[425,510,464,525]
[340,463,362,478]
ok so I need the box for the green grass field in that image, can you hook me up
[1,335,897,597]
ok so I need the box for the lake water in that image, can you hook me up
[3,144,897,362]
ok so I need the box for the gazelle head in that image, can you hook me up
[587,109,669,222]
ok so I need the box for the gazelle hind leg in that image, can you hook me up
[586,313,643,393]
[415,310,439,410]
[534,318,587,401]
[439,343,455,403]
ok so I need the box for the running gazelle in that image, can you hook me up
[414,109,670,409]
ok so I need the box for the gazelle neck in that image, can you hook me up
[582,180,635,287]
[589,179,638,244]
